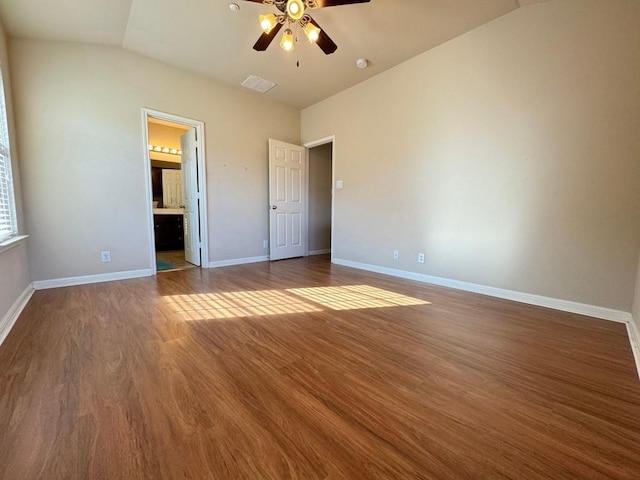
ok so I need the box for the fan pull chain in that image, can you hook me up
[296,23,300,67]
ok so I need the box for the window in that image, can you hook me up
[0,66,17,243]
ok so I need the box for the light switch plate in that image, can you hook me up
[336,180,343,189]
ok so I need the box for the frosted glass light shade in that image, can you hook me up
[280,28,295,51]
[304,22,320,43]
[286,0,304,20]
[259,13,278,33]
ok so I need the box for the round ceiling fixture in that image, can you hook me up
[287,0,305,20]
[356,58,368,69]
[228,3,240,12]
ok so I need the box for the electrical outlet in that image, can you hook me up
[418,253,425,263]
[101,251,111,263]
[263,240,268,249]
[393,250,399,260]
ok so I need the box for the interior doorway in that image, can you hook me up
[267,136,335,262]
[142,109,209,273]
[306,140,333,258]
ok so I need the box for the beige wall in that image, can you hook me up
[308,143,332,253]
[0,18,31,324]
[301,0,640,311]
[10,40,300,281]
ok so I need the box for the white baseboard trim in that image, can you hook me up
[0,284,34,346]
[33,269,153,290]
[208,256,270,268]
[308,249,331,256]
[332,258,631,323]
[627,319,640,379]
[333,258,640,378]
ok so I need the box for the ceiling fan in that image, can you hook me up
[244,0,371,55]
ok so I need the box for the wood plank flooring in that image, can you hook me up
[1,255,639,479]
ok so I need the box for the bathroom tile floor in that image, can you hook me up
[156,250,197,271]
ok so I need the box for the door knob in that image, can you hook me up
[271,205,277,210]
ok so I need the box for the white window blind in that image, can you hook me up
[0,66,16,243]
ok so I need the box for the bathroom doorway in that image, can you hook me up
[142,109,208,273]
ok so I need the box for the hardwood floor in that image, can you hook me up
[1,255,639,479]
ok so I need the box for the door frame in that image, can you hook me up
[303,135,335,262]
[141,108,209,273]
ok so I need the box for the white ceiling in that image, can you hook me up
[0,0,549,108]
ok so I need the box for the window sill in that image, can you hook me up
[0,234,28,255]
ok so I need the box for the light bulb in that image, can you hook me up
[303,22,320,43]
[286,0,304,20]
[280,28,295,51]
[259,13,277,34]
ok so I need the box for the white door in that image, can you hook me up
[162,170,182,208]
[269,139,306,261]
[181,129,201,266]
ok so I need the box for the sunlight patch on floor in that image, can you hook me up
[163,285,429,321]
[287,285,430,310]
[164,289,322,320]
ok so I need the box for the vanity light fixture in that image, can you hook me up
[148,145,182,156]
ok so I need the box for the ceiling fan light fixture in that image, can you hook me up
[280,28,295,51]
[259,13,278,33]
[303,22,321,43]
[286,0,305,20]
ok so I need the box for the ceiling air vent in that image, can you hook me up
[241,75,277,94]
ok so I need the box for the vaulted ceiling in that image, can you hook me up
[0,0,550,107]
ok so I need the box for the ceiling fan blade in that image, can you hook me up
[315,0,370,7]
[307,17,337,55]
[253,22,284,51]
